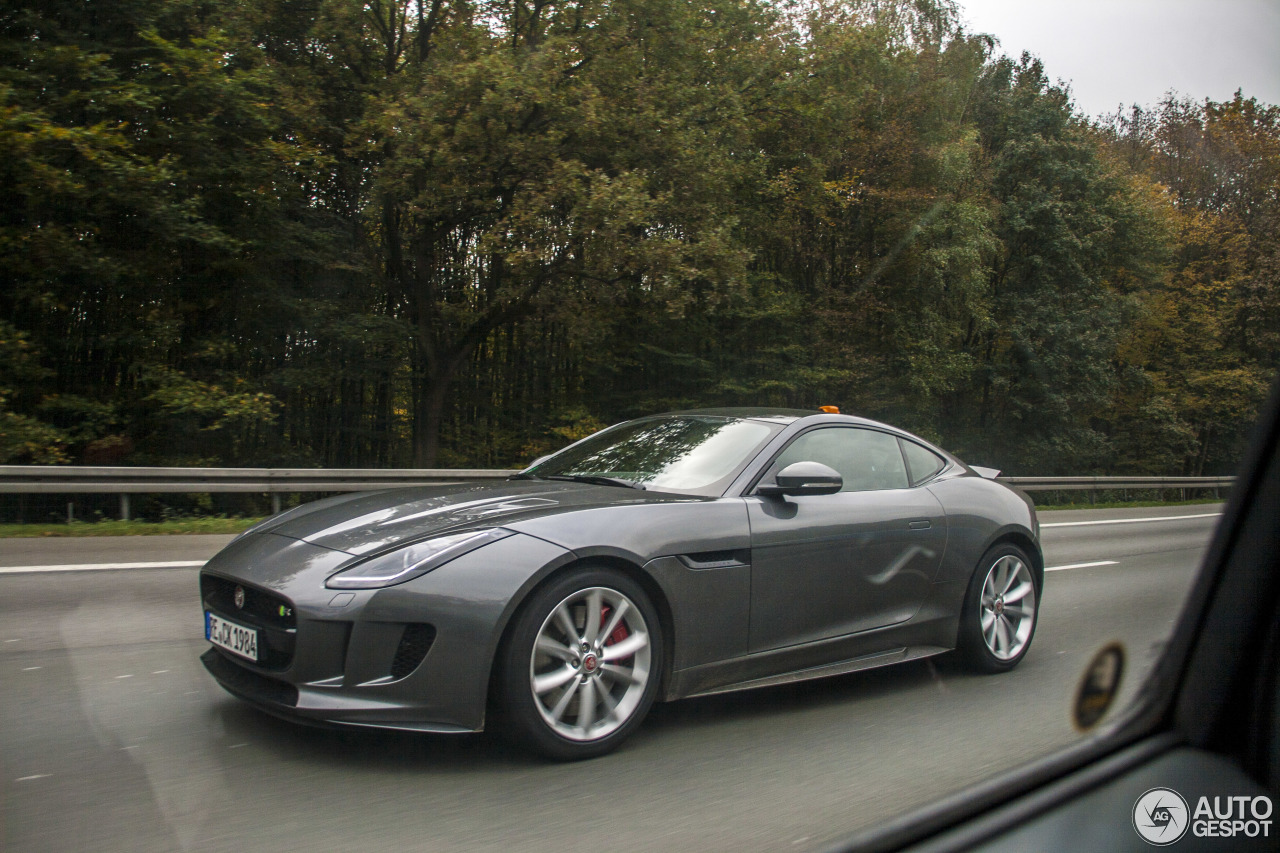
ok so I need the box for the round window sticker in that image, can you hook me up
[1073,642,1125,731]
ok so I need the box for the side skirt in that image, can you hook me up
[681,644,951,699]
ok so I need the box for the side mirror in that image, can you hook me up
[757,461,843,497]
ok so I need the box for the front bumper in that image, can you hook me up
[199,529,573,732]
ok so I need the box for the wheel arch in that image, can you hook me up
[483,554,677,720]
[956,529,1043,671]
[983,528,1044,588]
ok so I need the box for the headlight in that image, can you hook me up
[325,529,513,589]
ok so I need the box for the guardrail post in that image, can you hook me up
[120,494,131,521]
[271,493,281,515]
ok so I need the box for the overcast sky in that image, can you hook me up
[956,0,1280,119]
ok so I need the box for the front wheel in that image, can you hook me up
[957,544,1039,673]
[496,567,662,760]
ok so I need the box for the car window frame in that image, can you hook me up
[745,423,925,495]
[832,378,1280,851]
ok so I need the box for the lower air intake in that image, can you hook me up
[390,623,437,680]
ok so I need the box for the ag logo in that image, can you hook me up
[1133,787,1190,845]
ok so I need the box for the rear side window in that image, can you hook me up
[900,439,945,485]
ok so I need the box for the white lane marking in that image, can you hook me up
[16,774,51,782]
[1042,512,1222,528]
[0,560,206,574]
[1046,560,1118,572]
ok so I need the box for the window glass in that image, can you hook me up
[531,415,779,494]
[770,427,909,491]
[901,438,946,485]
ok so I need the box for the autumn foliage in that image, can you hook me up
[1,0,1276,477]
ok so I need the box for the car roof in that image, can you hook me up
[661,407,900,430]
[661,407,811,423]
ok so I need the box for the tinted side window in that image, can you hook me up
[770,427,909,492]
[900,439,945,485]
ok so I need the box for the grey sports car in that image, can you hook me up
[200,408,1042,758]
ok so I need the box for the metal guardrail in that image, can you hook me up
[0,465,518,518]
[0,465,517,493]
[0,465,1235,520]
[999,475,1236,491]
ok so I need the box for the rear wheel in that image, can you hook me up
[497,567,662,760]
[958,544,1039,672]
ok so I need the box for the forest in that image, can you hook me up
[2,0,1278,480]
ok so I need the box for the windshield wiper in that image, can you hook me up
[542,474,647,490]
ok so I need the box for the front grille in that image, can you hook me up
[390,623,437,680]
[200,574,296,630]
[202,648,299,707]
[201,573,296,670]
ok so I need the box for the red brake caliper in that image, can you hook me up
[599,605,630,655]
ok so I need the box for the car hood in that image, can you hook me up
[255,480,705,557]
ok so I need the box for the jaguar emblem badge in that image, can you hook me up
[234,585,245,609]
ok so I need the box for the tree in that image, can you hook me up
[1,0,1269,483]
[1103,93,1280,473]
[0,0,288,464]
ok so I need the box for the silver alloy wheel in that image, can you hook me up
[979,554,1038,661]
[529,586,653,742]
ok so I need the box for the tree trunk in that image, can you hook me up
[413,373,451,468]
[1191,424,1213,476]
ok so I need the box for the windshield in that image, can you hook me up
[524,416,780,495]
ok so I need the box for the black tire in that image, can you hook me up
[495,566,663,760]
[957,543,1040,673]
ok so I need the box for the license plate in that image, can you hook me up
[206,611,259,662]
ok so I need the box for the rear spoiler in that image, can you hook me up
[971,466,1001,480]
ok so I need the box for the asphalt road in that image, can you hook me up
[0,505,1222,852]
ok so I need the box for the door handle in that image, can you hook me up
[908,520,931,530]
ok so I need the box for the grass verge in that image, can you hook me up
[1032,497,1224,511]
[0,517,264,537]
